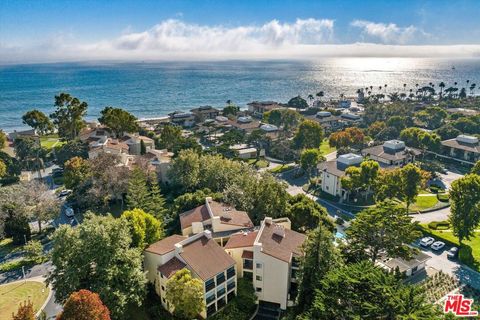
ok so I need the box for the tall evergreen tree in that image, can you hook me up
[144,179,167,220]
[296,225,341,313]
[126,167,149,210]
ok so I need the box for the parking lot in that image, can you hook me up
[414,238,480,290]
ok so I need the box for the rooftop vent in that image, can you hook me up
[316,111,332,118]
[337,153,363,166]
[273,225,285,238]
[260,124,278,132]
[383,140,406,152]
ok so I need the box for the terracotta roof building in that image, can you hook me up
[179,197,254,246]
[144,231,237,318]
[361,140,421,167]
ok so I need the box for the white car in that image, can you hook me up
[431,241,445,251]
[65,207,75,217]
[420,237,435,247]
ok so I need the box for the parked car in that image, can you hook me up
[65,207,75,217]
[58,189,72,198]
[447,247,459,259]
[431,241,445,251]
[420,237,435,247]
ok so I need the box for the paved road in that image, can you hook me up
[411,206,451,223]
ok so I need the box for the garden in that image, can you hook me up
[0,280,50,319]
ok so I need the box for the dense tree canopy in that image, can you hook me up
[449,174,480,244]
[329,127,365,149]
[287,194,334,233]
[98,107,138,138]
[121,208,163,249]
[293,120,323,149]
[287,96,308,109]
[472,160,480,175]
[22,109,54,135]
[264,109,302,133]
[166,269,204,319]
[64,156,91,190]
[57,289,111,320]
[415,106,448,130]
[55,139,89,167]
[0,129,6,149]
[308,261,438,319]
[50,93,88,141]
[400,127,441,152]
[48,213,146,319]
[299,148,323,177]
[345,200,421,263]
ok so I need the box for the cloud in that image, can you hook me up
[0,18,479,63]
[351,20,427,44]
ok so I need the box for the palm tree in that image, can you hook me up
[470,83,476,96]
[439,82,445,98]
[403,83,407,92]
[316,91,324,98]
[384,84,387,93]
[307,94,314,106]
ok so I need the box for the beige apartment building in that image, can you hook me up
[144,231,237,318]
[225,217,306,310]
[179,197,254,246]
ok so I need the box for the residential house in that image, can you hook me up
[225,217,305,310]
[8,129,40,144]
[247,101,283,117]
[440,135,480,164]
[88,137,129,159]
[260,124,279,139]
[179,197,254,246]
[227,116,260,134]
[169,111,195,127]
[307,111,344,132]
[361,140,421,167]
[377,250,431,277]
[229,144,264,159]
[318,153,363,199]
[121,134,155,155]
[191,106,220,122]
[144,231,237,318]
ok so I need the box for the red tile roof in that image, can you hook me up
[179,205,210,230]
[180,235,235,281]
[145,235,186,255]
[224,231,258,249]
[257,220,306,263]
[158,257,186,279]
[241,250,254,260]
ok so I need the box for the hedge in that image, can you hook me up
[428,220,451,230]
[437,193,449,202]
[459,246,475,266]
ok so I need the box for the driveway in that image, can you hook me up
[415,242,480,290]
[435,170,464,190]
[411,206,451,224]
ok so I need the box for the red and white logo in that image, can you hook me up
[444,294,478,317]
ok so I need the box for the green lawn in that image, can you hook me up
[420,224,480,271]
[268,164,295,174]
[0,238,21,257]
[40,134,64,150]
[320,138,336,155]
[410,194,438,211]
[0,281,50,319]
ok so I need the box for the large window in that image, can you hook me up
[217,286,226,297]
[206,291,216,305]
[256,262,262,269]
[206,303,216,317]
[256,275,262,281]
[216,272,226,285]
[217,297,226,309]
[227,279,236,292]
[227,266,236,279]
[243,259,253,270]
[205,278,215,292]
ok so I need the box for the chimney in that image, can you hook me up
[204,230,212,239]
[264,217,273,225]
[174,243,183,254]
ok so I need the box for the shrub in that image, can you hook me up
[428,220,450,230]
[429,185,443,194]
[459,246,475,266]
[437,193,449,202]
[335,217,345,226]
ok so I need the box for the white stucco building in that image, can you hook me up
[318,153,363,199]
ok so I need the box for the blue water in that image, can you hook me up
[1,58,480,131]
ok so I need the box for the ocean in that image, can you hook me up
[1,58,479,132]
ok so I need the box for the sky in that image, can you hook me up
[1,0,480,63]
